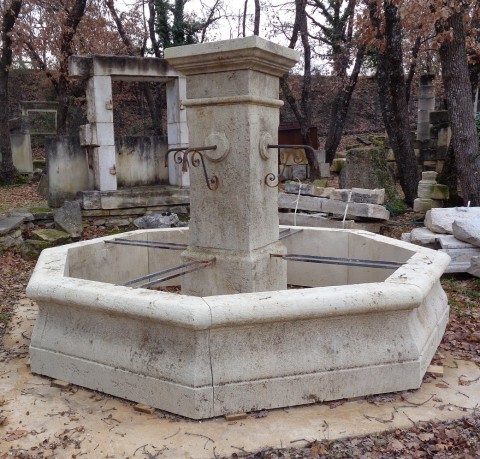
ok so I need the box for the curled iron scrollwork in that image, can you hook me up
[165,146,219,191]
[264,173,278,188]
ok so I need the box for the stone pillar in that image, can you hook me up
[9,117,33,173]
[84,75,117,191]
[416,74,435,141]
[165,37,299,296]
[166,77,190,187]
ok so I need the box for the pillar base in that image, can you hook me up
[181,241,287,296]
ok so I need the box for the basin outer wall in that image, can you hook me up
[27,228,451,419]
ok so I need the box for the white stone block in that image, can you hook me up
[11,133,33,173]
[319,162,331,178]
[425,207,480,234]
[278,193,390,221]
[452,219,480,247]
[440,247,480,273]
[410,227,438,246]
[467,256,480,277]
[86,76,113,124]
[438,234,477,249]
[92,145,117,191]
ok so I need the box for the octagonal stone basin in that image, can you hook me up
[27,227,450,419]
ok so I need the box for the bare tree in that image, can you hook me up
[0,0,23,184]
[308,0,365,163]
[436,1,480,205]
[280,0,320,179]
[23,0,88,135]
[367,0,418,206]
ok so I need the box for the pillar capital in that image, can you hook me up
[165,36,299,77]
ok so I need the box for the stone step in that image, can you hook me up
[79,185,190,210]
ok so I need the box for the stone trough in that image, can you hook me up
[27,226,450,419]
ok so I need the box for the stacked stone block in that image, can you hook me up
[413,171,449,213]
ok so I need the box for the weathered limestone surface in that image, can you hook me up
[278,212,383,233]
[468,256,480,277]
[452,219,480,247]
[27,227,450,419]
[0,216,25,236]
[440,247,480,273]
[425,207,480,234]
[134,213,180,229]
[166,37,299,295]
[54,201,83,238]
[79,186,190,210]
[31,228,71,244]
[341,147,396,205]
[410,227,438,246]
[438,235,477,250]
[47,136,91,208]
[69,54,189,189]
[278,192,390,221]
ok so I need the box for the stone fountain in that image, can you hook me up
[27,37,450,419]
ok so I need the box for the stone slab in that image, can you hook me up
[467,256,480,277]
[278,212,382,233]
[54,201,83,238]
[0,216,25,236]
[425,207,480,234]
[278,193,389,221]
[31,229,71,244]
[438,235,477,249]
[439,247,480,273]
[452,219,480,247]
[410,227,438,246]
[79,186,190,210]
[7,209,34,222]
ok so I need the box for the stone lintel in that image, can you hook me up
[69,55,181,80]
[165,36,299,77]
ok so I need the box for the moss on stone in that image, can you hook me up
[31,229,71,244]
[20,239,54,260]
[29,206,52,214]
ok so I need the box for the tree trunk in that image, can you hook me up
[438,9,480,205]
[0,0,23,184]
[370,0,418,206]
[281,0,320,180]
[324,45,365,164]
[56,75,70,135]
[0,67,16,183]
[253,0,260,35]
[56,0,87,135]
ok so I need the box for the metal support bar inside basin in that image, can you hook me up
[121,261,213,289]
[272,253,404,270]
[106,239,187,250]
